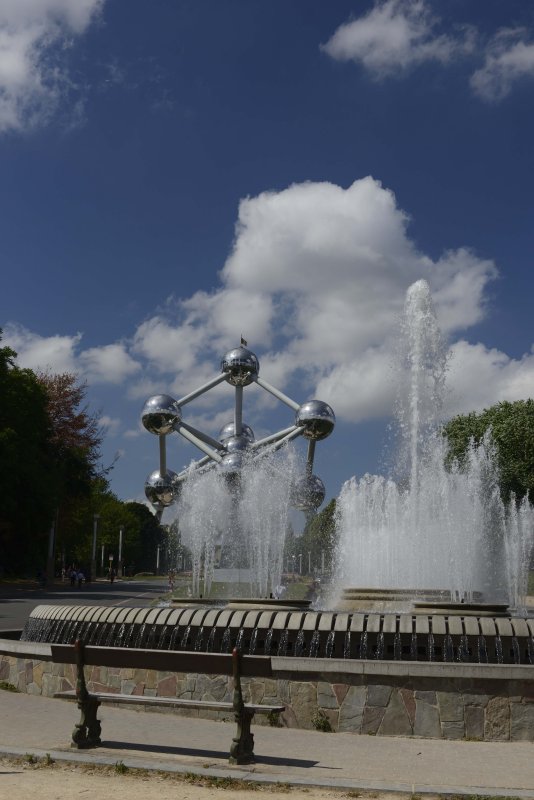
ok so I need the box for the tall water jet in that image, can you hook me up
[174,447,298,597]
[335,279,534,608]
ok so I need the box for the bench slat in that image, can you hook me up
[54,690,284,714]
[50,645,272,677]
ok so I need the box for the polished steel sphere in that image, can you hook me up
[220,346,259,386]
[218,421,255,444]
[218,451,244,474]
[291,474,325,511]
[295,400,335,440]
[144,469,181,507]
[141,394,182,435]
[224,435,250,452]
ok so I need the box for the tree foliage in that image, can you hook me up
[443,399,534,502]
[297,498,337,573]
[0,336,55,572]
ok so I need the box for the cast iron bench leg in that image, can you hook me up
[230,708,255,764]
[72,695,101,749]
[71,638,101,749]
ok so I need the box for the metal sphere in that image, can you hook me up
[219,422,255,444]
[224,435,250,452]
[141,394,182,435]
[220,345,259,386]
[144,469,181,507]
[291,474,325,511]
[295,400,335,440]
[218,451,244,474]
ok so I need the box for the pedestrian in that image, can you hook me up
[76,570,84,588]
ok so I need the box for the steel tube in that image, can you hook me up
[175,424,223,462]
[234,385,243,436]
[159,435,167,476]
[176,373,227,407]
[306,440,316,477]
[251,425,300,449]
[253,376,300,411]
[178,421,225,451]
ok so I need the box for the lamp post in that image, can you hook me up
[156,544,161,575]
[308,551,311,574]
[101,544,105,575]
[298,553,302,574]
[91,513,100,582]
[118,526,124,578]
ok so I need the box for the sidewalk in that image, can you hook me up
[1,690,533,797]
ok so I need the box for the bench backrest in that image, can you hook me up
[50,644,273,677]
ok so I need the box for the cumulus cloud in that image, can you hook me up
[2,322,140,384]
[131,176,531,425]
[322,0,474,78]
[445,341,534,417]
[100,414,121,436]
[2,323,80,372]
[79,343,140,384]
[6,176,534,428]
[0,0,104,133]
[470,28,534,101]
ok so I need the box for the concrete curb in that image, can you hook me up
[2,744,534,798]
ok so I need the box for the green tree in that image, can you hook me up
[0,334,56,574]
[297,498,337,573]
[443,400,534,502]
[125,502,166,574]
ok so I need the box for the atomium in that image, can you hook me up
[141,343,335,519]
[144,469,182,507]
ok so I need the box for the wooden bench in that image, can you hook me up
[52,640,284,765]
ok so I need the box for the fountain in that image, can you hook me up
[335,280,534,612]
[8,280,534,741]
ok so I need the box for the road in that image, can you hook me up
[0,579,169,632]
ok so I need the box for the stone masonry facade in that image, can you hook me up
[2,653,533,741]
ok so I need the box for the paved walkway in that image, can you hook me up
[1,690,533,797]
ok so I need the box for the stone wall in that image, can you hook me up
[2,650,533,741]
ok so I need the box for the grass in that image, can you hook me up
[311,709,332,732]
[0,681,20,692]
[528,570,534,596]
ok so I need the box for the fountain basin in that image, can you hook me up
[22,603,534,664]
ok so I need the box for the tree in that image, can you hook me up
[125,502,166,574]
[0,333,58,574]
[443,400,534,502]
[297,499,337,573]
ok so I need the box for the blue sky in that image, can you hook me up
[2,0,534,520]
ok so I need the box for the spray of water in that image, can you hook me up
[172,447,298,597]
[335,279,534,607]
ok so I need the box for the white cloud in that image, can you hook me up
[100,415,121,436]
[2,323,80,372]
[130,177,506,424]
[470,28,534,101]
[3,322,140,384]
[0,0,104,133]
[79,343,141,384]
[446,340,534,416]
[6,175,533,432]
[322,0,474,78]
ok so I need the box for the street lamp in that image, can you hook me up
[298,553,302,574]
[118,526,124,578]
[156,544,161,575]
[91,513,100,582]
[308,551,311,574]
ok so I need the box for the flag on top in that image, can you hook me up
[240,336,248,347]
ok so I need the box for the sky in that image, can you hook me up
[2,0,534,521]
